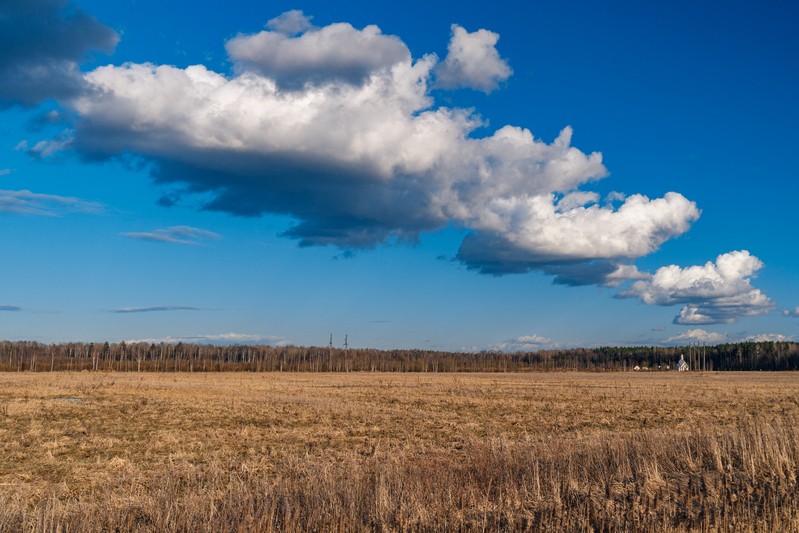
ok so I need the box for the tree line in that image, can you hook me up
[0,340,797,372]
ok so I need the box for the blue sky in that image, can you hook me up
[1,0,797,350]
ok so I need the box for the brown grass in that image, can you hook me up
[1,372,798,531]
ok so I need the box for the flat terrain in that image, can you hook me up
[2,371,799,490]
[1,371,798,530]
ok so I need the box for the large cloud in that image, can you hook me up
[620,250,774,324]
[48,13,701,283]
[435,24,512,93]
[0,0,118,107]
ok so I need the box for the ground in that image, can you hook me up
[1,371,798,530]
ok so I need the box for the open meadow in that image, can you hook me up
[1,371,798,531]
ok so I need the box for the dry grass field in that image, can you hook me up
[1,371,798,531]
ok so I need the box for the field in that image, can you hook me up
[1,371,798,531]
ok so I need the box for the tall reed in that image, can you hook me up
[2,417,796,531]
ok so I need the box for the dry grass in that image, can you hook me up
[1,371,798,531]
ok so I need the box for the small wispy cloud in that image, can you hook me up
[0,169,12,176]
[0,305,22,312]
[0,189,104,216]
[27,136,73,158]
[125,333,289,346]
[28,110,65,130]
[14,130,75,159]
[783,307,799,318]
[110,306,204,314]
[121,225,221,245]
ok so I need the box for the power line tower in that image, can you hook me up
[343,334,349,372]
[328,333,333,371]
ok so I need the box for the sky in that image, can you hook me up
[1,0,798,350]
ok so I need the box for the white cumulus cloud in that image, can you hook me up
[491,334,555,352]
[225,13,409,88]
[620,250,774,324]
[783,307,799,318]
[435,24,512,93]
[265,10,313,36]
[743,333,794,342]
[664,328,727,344]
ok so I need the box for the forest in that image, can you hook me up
[1,339,797,372]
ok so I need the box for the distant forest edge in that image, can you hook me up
[1,340,798,372]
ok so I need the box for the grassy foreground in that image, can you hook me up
[1,372,798,531]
